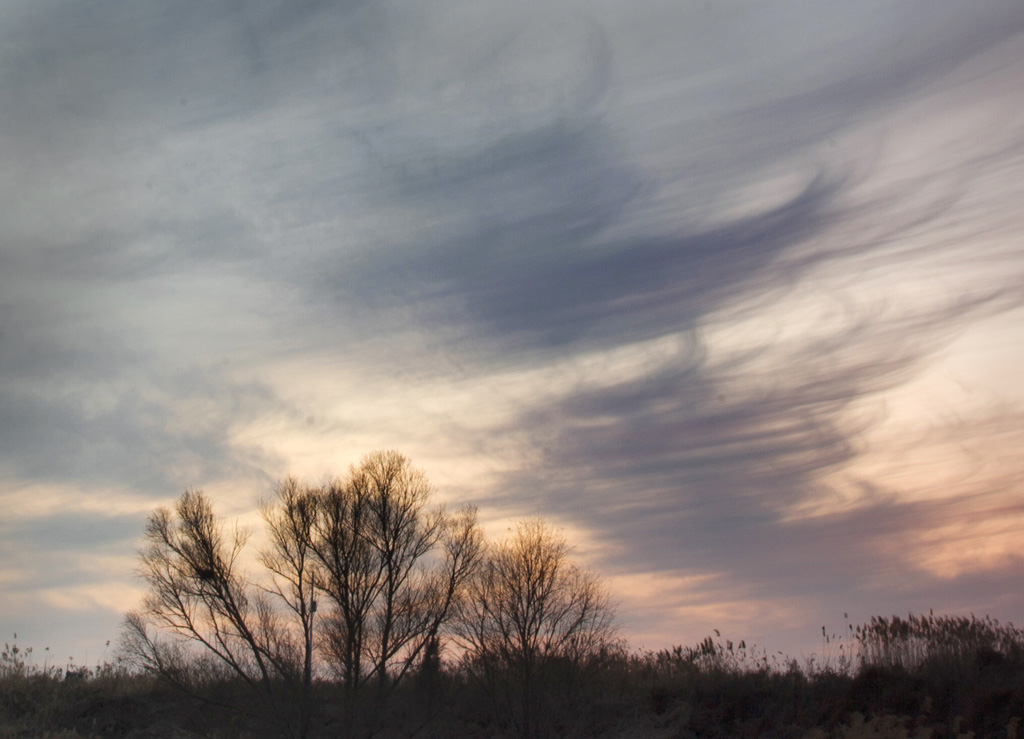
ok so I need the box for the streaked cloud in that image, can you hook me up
[2,0,1023,661]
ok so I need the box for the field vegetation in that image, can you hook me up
[5,612,1024,738]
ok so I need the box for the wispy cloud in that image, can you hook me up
[2,0,1023,659]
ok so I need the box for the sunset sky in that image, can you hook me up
[3,0,1024,666]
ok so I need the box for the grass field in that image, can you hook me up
[3,613,1023,738]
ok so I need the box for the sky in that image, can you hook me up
[2,0,1024,667]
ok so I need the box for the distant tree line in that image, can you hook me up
[121,450,619,739]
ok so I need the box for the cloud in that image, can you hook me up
[2,0,1024,660]
[0,283,285,493]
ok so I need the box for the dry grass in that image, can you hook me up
[3,612,1024,738]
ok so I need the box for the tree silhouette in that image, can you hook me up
[122,489,306,734]
[306,450,482,734]
[122,450,483,738]
[455,518,619,738]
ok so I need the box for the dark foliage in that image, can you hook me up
[4,612,1024,738]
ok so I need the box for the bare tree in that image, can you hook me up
[308,450,483,732]
[123,489,307,735]
[124,451,483,739]
[259,478,321,737]
[455,518,619,739]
